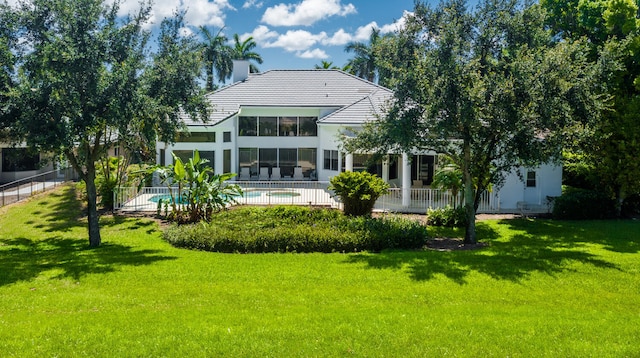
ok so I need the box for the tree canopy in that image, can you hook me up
[542,0,640,214]
[346,0,603,243]
[232,34,263,73]
[2,0,208,246]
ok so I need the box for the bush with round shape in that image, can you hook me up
[329,171,389,216]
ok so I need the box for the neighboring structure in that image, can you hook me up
[156,61,561,212]
[0,145,54,183]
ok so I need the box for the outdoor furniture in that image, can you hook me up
[259,167,270,181]
[240,167,251,180]
[271,167,281,180]
[293,167,304,180]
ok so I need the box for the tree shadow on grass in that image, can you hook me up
[501,219,640,254]
[1,184,175,287]
[27,184,84,233]
[0,236,177,287]
[345,220,621,284]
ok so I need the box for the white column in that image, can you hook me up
[337,151,343,172]
[345,153,354,172]
[382,156,389,182]
[402,153,411,207]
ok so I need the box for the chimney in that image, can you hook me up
[233,60,250,83]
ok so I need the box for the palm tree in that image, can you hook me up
[199,26,233,91]
[344,27,381,83]
[232,34,263,73]
[314,60,339,69]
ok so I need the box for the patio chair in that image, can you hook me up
[259,167,270,181]
[293,167,304,180]
[271,167,281,181]
[240,167,251,180]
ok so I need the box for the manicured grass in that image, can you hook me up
[0,184,639,356]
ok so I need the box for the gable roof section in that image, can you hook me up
[183,70,393,125]
[318,89,393,125]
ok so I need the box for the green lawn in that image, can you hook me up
[1,185,639,357]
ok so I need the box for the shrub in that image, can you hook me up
[156,150,242,223]
[329,171,389,216]
[426,206,468,227]
[163,206,427,253]
[552,187,616,220]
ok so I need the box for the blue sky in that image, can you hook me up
[117,0,420,71]
[7,0,481,72]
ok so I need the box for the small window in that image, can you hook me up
[323,150,339,171]
[526,171,536,187]
[159,149,165,166]
[223,131,231,142]
[175,132,216,142]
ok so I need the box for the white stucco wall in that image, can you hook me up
[496,163,563,211]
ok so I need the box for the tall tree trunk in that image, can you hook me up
[85,160,102,247]
[463,143,477,245]
[615,186,625,218]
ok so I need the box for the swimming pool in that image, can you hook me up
[244,189,301,198]
[148,190,300,203]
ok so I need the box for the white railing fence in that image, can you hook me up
[114,182,500,214]
[0,167,77,207]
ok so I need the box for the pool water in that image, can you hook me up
[267,191,301,198]
[148,194,188,204]
[149,190,300,203]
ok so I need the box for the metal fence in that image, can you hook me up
[114,181,500,214]
[374,188,500,214]
[0,167,76,208]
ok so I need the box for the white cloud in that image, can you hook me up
[242,25,279,45]
[379,11,412,34]
[322,29,352,46]
[109,0,234,28]
[297,48,329,59]
[353,22,379,41]
[243,0,264,9]
[263,29,327,52]
[261,0,356,27]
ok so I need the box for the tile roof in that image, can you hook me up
[318,89,393,124]
[183,69,393,126]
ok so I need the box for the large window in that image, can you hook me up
[259,117,277,136]
[239,148,258,176]
[299,117,318,136]
[279,117,298,137]
[240,147,317,179]
[279,148,297,177]
[175,132,215,142]
[173,150,214,169]
[298,148,317,178]
[259,148,277,176]
[239,116,257,136]
[238,116,317,137]
[2,148,39,171]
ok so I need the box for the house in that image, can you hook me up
[156,61,561,213]
[0,145,54,183]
